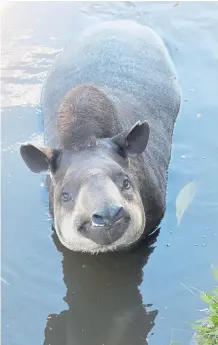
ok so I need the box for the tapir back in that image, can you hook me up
[41,20,180,140]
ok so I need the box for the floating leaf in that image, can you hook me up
[176,180,197,225]
[195,319,208,324]
[188,322,202,330]
[200,292,212,305]
[211,265,218,280]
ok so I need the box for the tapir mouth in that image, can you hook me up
[79,214,131,245]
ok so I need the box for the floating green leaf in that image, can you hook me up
[176,180,197,225]
[212,265,218,280]
[200,293,212,305]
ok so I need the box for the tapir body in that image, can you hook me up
[21,20,181,253]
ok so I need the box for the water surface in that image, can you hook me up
[1,2,218,345]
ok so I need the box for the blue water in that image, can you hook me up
[1,2,218,345]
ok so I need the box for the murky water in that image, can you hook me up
[1,2,218,345]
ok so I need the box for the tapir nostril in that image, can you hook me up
[111,206,125,222]
[92,214,106,226]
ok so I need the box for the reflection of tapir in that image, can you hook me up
[43,229,159,345]
[20,20,181,254]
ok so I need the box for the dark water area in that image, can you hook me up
[1,2,218,345]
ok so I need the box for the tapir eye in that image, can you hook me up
[61,191,72,202]
[123,178,131,190]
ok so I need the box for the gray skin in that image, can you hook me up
[20,20,181,254]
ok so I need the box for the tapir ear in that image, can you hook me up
[111,120,150,156]
[20,143,62,173]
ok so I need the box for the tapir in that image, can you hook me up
[20,20,181,254]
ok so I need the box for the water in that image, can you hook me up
[1,2,218,345]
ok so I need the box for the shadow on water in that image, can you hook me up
[43,229,160,345]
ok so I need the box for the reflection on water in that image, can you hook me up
[44,229,159,345]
